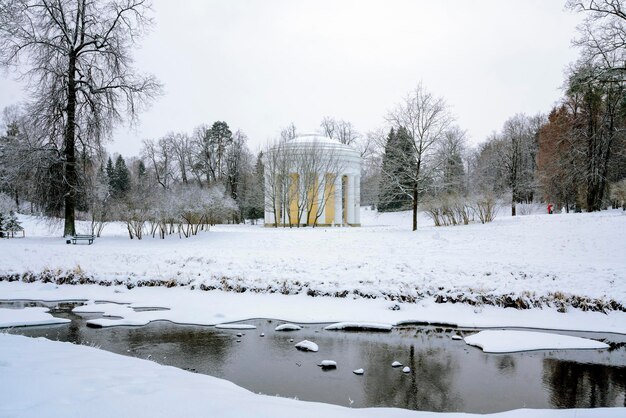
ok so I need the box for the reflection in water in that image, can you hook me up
[543,358,626,408]
[360,328,463,412]
[3,301,625,413]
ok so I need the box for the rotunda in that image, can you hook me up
[264,134,361,227]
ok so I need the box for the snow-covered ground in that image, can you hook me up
[1,208,625,416]
[1,208,625,310]
[1,333,623,418]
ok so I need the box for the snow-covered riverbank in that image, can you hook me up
[2,282,626,334]
[1,209,625,311]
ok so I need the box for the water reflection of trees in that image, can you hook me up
[496,355,516,375]
[122,323,233,371]
[543,358,626,408]
[361,328,463,412]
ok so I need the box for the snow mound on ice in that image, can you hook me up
[275,323,302,331]
[464,330,609,353]
[318,360,337,369]
[295,340,319,352]
[0,307,70,328]
[215,323,256,330]
[402,366,411,373]
[323,322,392,332]
[391,361,402,367]
[353,368,364,375]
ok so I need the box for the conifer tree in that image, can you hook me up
[112,155,131,198]
[378,127,416,212]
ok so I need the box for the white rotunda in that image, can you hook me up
[264,134,361,227]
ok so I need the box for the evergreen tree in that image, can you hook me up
[105,157,115,193]
[378,127,416,212]
[110,155,131,199]
[4,210,22,237]
[115,155,131,197]
[137,160,146,179]
[209,121,233,180]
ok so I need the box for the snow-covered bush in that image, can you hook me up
[423,195,473,227]
[120,184,238,240]
[516,203,543,216]
[472,193,499,224]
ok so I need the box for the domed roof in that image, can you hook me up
[288,133,341,145]
[283,134,359,156]
[265,133,361,172]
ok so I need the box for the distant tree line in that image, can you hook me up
[1,0,625,234]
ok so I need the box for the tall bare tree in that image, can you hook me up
[0,0,161,235]
[387,83,453,230]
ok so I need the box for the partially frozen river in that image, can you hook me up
[2,300,625,413]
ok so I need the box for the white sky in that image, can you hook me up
[0,0,583,156]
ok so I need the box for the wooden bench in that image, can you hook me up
[71,234,95,245]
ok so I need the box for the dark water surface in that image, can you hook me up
[2,300,625,413]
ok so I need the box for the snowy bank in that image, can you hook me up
[1,209,625,312]
[0,334,623,418]
[1,282,626,334]
[464,330,609,353]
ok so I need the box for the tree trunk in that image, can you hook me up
[412,183,418,231]
[63,53,78,237]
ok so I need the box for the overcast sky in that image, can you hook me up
[0,0,583,156]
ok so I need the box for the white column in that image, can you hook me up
[346,174,355,225]
[354,175,361,225]
[334,175,343,226]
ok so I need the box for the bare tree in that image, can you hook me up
[319,117,360,146]
[496,114,540,216]
[192,124,218,185]
[567,0,626,81]
[280,123,297,142]
[167,132,193,185]
[0,0,161,236]
[142,137,172,189]
[386,83,453,230]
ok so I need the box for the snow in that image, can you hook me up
[323,322,393,331]
[402,366,411,373]
[275,323,303,331]
[451,334,463,340]
[0,306,70,328]
[1,208,625,416]
[215,323,257,330]
[353,368,364,375]
[464,330,610,353]
[2,334,622,418]
[392,361,403,367]
[2,209,625,311]
[2,282,626,335]
[295,340,319,352]
[318,360,337,369]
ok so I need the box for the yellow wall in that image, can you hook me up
[325,174,335,224]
